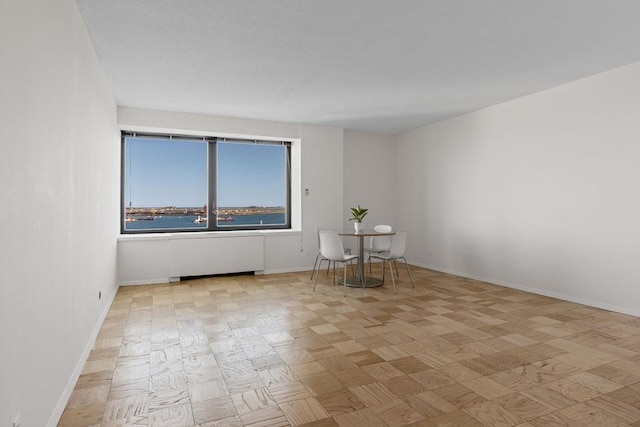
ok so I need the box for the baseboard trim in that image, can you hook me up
[412,261,640,317]
[47,284,119,427]
[118,278,170,286]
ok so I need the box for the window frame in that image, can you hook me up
[120,131,292,234]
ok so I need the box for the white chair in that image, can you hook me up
[313,230,359,296]
[310,227,351,280]
[366,224,393,273]
[368,229,414,294]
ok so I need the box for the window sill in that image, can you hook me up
[117,229,301,242]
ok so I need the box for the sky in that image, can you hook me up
[124,137,286,207]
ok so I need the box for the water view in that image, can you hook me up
[125,212,286,230]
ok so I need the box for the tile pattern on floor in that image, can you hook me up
[58,266,640,426]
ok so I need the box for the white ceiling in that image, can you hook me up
[77,0,640,135]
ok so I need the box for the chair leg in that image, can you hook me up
[388,260,397,294]
[401,257,415,288]
[343,262,348,297]
[332,263,336,285]
[317,259,330,280]
[381,260,386,283]
[313,261,321,292]
[310,253,321,280]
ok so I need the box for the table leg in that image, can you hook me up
[341,234,384,288]
[358,235,365,284]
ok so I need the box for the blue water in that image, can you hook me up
[125,213,285,230]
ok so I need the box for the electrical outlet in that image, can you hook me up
[13,413,21,427]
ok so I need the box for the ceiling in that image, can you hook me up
[77,0,640,135]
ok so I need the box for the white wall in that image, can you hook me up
[117,108,345,282]
[0,2,119,426]
[396,63,640,316]
[343,131,396,231]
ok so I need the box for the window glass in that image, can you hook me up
[121,133,290,233]
[124,137,208,231]
[216,141,287,227]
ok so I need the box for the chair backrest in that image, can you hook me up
[316,226,334,248]
[370,224,393,251]
[318,230,346,260]
[315,226,322,249]
[388,229,408,258]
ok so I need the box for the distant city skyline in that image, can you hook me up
[126,204,286,209]
[124,137,287,208]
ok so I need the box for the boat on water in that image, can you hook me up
[127,215,156,222]
[194,215,234,223]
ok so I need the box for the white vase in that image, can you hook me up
[354,222,363,233]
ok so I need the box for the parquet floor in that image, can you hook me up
[58,266,640,426]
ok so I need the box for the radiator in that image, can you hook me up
[169,235,265,277]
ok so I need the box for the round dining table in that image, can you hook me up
[338,229,395,287]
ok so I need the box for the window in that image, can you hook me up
[121,132,291,233]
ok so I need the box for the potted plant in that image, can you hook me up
[349,205,368,232]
